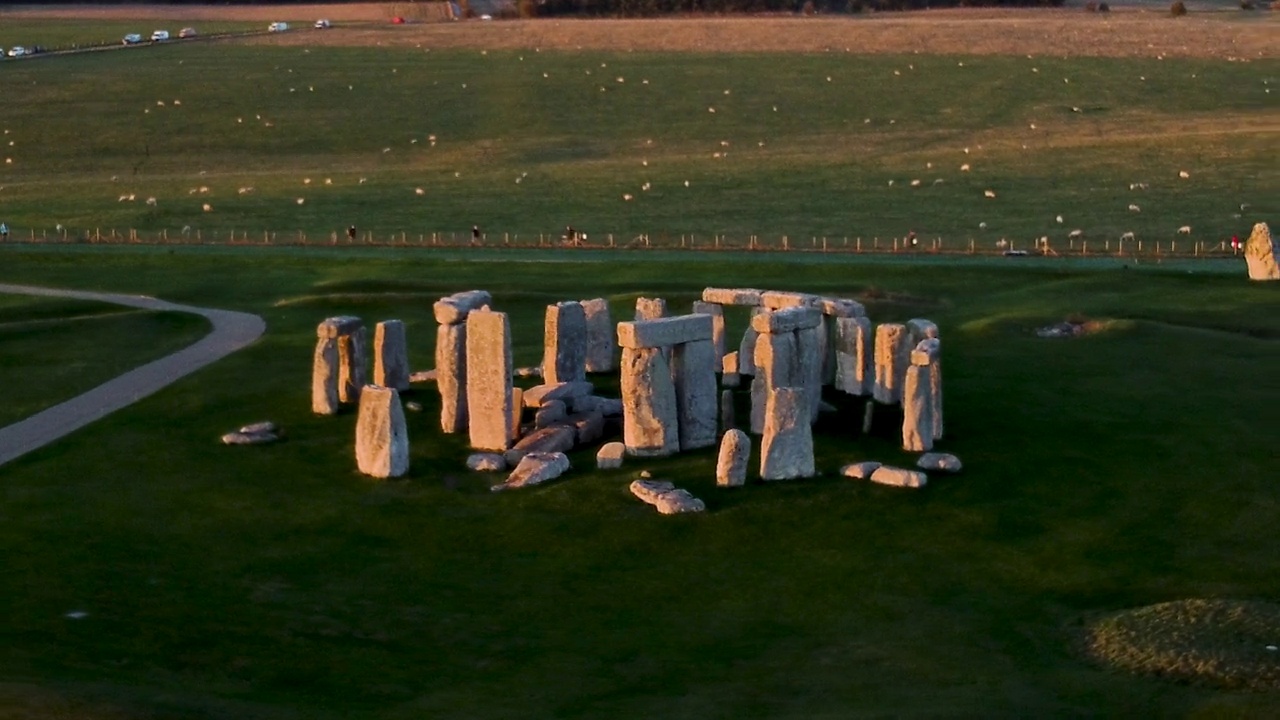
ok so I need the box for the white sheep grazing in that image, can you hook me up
[1178,170,1190,179]
[984,190,997,198]
[1128,204,1141,212]
[910,179,921,187]
[1068,229,1084,239]
[622,193,634,201]
[414,188,425,196]
[960,163,970,172]
[1178,226,1192,235]
[1120,231,1135,241]
[145,197,157,206]
[202,203,212,212]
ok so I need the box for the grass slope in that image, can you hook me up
[0,43,1274,245]
[0,246,1276,717]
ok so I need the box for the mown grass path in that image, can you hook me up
[0,284,265,467]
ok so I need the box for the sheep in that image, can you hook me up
[622,193,634,201]
[202,203,212,212]
[1056,215,1064,224]
[1178,170,1190,179]
[1177,226,1192,235]
[296,198,306,205]
[145,197,157,206]
[414,188,425,196]
[1128,204,1141,213]
[979,222,988,229]
[1068,229,1084,239]
[984,190,997,198]
[1120,231,1135,241]
[238,187,254,195]
[910,179,922,187]
[960,163,970,172]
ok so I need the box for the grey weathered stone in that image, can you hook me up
[596,398,624,417]
[752,330,797,434]
[692,301,726,370]
[433,290,492,325]
[511,425,576,457]
[409,369,437,383]
[620,346,680,457]
[373,320,410,391]
[720,389,735,433]
[917,453,963,473]
[522,381,594,407]
[405,401,423,412]
[914,338,944,440]
[597,441,626,469]
[534,399,567,428]
[820,297,866,318]
[901,365,934,452]
[466,308,514,452]
[750,306,822,334]
[834,316,872,396]
[840,461,882,480]
[239,421,276,435]
[221,431,278,445]
[906,318,940,348]
[316,315,364,339]
[869,465,927,488]
[514,366,542,378]
[311,338,340,415]
[568,394,600,414]
[702,287,763,306]
[436,322,467,433]
[796,323,823,423]
[337,328,368,404]
[1245,222,1278,281]
[737,307,766,377]
[760,387,815,480]
[761,291,820,310]
[873,323,909,404]
[542,301,588,384]
[634,296,668,321]
[749,376,768,435]
[721,350,741,388]
[862,399,874,433]
[616,314,714,349]
[566,410,605,444]
[493,451,570,491]
[630,479,706,514]
[911,338,940,366]
[673,339,718,451]
[510,387,524,440]
[313,317,366,415]
[467,453,507,472]
[355,385,409,478]
[716,429,750,487]
[581,297,616,373]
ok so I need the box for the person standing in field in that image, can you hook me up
[0,223,8,242]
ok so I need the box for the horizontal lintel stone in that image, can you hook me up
[701,287,764,306]
[617,314,714,349]
[750,306,822,334]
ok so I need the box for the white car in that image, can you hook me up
[268,22,289,32]
[179,27,198,39]
[7,47,26,58]
[123,33,143,45]
[150,30,170,42]
[314,19,331,29]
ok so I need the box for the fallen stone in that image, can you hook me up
[596,398,624,417]
[597,442,626,469]
[616,314,714,349]
[840,461,882,480]
[1245,222,1278,281]
[917,453,963,473]
[869,465,927,488]
[702,287,763,306]
[522,381,595,407]
[565,410,605,444]
[238,421,276,435]
[750,306,822,334]
[409,369,437,383]
[493,452,570,491]
[581,297,616,373]
[221,431,278,445]
[433,290,492,325]
[629,479,706,514]
[534,399,567,428]
[511,425,576,457]
[355,385,409,479]
[466,453,507,472]
[716,429,750,487]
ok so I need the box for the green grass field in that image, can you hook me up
[0,21,1277,718]
[0,41,1274,247]
[0,20,264,52]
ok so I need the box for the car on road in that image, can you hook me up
[123,33,143,45]
[314,19,331,29]
[150,30,170,42]
[7,47,27,58]
[179,27,198,39]
[268,22,289,32]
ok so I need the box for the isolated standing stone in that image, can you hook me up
[581,297,616,372]
[1245,222,1278,281]
[760,387,815,480]
[373,320,410,391]
[901,365,934,452]
[634,296,668,321]
[692,300,726,370]
[466,308,514,452]
[716,429,750,487]
[834,316,872,396]
[869,465,927,488]
[436,322,468,433]
[355,385,409,478]
[597,442,626,469]
[873,323,909,404]
[620,346,680,457]
[673,338,719,450]
[542,301,588,384]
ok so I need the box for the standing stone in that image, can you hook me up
[433,290,492,324]
[721,350,741,388]
[873,323,909,404]
[311,336,340,415]
[720,389,735,433]
[692,301,726,371]
[373,320,409,391]
[749,377,768,436]
[760,387,815,480]
[673,339,718,451]
[620,346,680,457]
[354,385,409,478]
[436,322,468,433]
[913,338,944,441]
[752,331,797,434]
[906,318,939,348]
[466,308,514,452]
[338,326,368,404]
[716,429,750,487]
[510,387,524,440]
[834,316,872,396]
[737,307,767,377]
[634,297,668,321]
[796,324,823,423]
[542,301,588,384]
[862,399,874,433]
[580,298,616,373]
[1245,222,1278,281]
[901,365,934,452]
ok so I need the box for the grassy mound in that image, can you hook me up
[1085,599,1280,690]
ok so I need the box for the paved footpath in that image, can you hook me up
[0,284,266,467]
